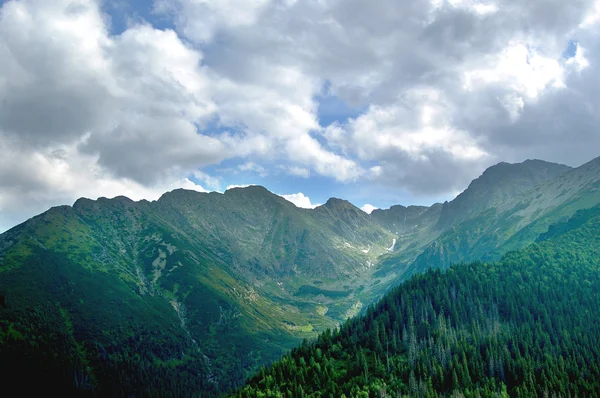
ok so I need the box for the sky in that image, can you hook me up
[0,0,600,232]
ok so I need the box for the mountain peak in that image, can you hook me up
[100,195,134,204]
[322,197,356,210]
[157,188,217,203]
[436,159,572,229]
[479,159,571,182]
[225,185,271,195]
[72,195,136,211]
[72,197,94,209]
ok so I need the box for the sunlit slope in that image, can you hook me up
[234,204,600,397]
[0,185,394,395]
[408,156,600,276]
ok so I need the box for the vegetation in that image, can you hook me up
[0,248,216,396]
[2,158,600,396]
[0,186,390,396]
[233,205,600,397]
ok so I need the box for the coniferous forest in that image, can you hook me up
[232,207,600,397]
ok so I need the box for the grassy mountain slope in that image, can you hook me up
[1,157,599,396]
[234,204,600,397]
[0,186,395,395]
[408,157,600,275]
[436,159,572,229]
[370,159,576,285]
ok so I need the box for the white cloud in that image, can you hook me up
[3,0,600,231]
[287,166,311,178]
[462,42,566,99]
[284,135,364,182]
[322,90,489,193]
[0,0,222,231]
[226,184,253,191]
[238,162,267,177]
[446,0,499,15]
[361,204,379,214]
[157,0,600,194]
[154,0,271,42]
[566,42,590,71]
[279,193,320,209]
[0,138,208,232]
[581,0,600,27]
[192,171,221,191]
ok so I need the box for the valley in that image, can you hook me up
[1,156,600,396]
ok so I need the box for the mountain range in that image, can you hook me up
[1,156,600,396]
[234,199,600,397]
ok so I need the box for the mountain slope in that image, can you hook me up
[370,204,440,235]
[367,159,575,286]
[0,186,395,395]
[408,156,600,275]
[1,157,599,396]
[436,159,572,229]
[233,204,600,397]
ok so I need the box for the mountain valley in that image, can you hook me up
[2,156,600,396]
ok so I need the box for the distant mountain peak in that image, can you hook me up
[72,195,137,211]
[157,188,219,204]
[322,197,357,210]
[436,159,572,229]
[72,197,93,209]
[99,195,134,204]
[478,159,571,181]
[225,184,266,192]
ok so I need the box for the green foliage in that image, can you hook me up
[0,186,390,396]
[0,248,216,396]
[233,208,600,397]
[406,158,600,277]
[2,159,600,397]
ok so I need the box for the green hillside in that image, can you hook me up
[233,204,600,397]
[393,157,600,281]
[1,157,600,396]
[0,186,394,395]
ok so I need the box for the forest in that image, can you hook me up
[232,207,600,397]
[3,203,600,397]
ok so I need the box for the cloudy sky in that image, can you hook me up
[0,0,599,232]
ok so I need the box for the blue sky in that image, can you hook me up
[102,1,451,209]
[104,0,173,34]
[105,3,408,209]
[0,0,599,231]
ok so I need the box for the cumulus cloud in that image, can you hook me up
[226,184,253,191]
[2,0,600,231]
[361,204,379,214]
[159,0,600,190]
[279,193,320,209]
[0,0,226,230]
[154,0,271,43]
[323,89,489,193]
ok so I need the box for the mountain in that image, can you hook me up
[368,159,575,285]
[0,185,395,395]
[371,204,435,234]
[435,159,572,229]
[233,203,600,397]
[407,156,600,274]
[2,157,600,396]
